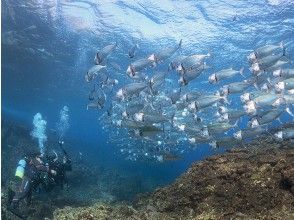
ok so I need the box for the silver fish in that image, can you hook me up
[248,108,284,128]
[87,88,106,110]
[181,91,201,102]
[188,135,212,144]
[88,84,96,101]
[177,53,210,73]
[273,68,294,79]
[126,58,154,76]
[209,67,244,84]
[122,102,145,118]
[109,62,122,71]
[134,126,164,138]
[264,59,289,72]
[248,42,284,62]
[94,42,117,64]
[240,91,266,104]
[148,39,182,63]
[207,122,238,134]
[209,137,243,149]
[251,53,286,73]
[274,128,294,141]
[128,44,139,58]
[275,94,294,107]
[115,119,145,128]
[188,92,227,112]
[179,63,208,86]
[150,72,166,92]
[116,82,149,100]
[275,78,294,93]
[176,123,203,134]
[85,65,107,82]
[233,126,267,140]
[134,112,174,124]
[220,79,253,96]
[169,88,182,104]
[218,110,247,123]
[169,55,188,71]
[244,93,281,114]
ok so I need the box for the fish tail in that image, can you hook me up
[203,62,208,69]
[253,82,259,90]
[222,95,230,105]
[233,119,239,128]
[282,43,286,56]
[170,113,176,127]
[148,80,156,96]
[239,67,245,77]
[286,107,294,117]
[167,63,173,72]
[208,49,213,58]
[178,39,183,48]
[280,41,284,51]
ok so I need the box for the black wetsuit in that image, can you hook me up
[45,156,72,191]
[9,158,50,208]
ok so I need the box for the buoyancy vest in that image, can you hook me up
[15,159,27,179]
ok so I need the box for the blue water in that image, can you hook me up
[2,0,294,188]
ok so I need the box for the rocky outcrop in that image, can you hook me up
[52,144,294,220]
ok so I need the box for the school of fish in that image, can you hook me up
[85,40,294,162]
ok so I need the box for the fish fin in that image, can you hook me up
[220,94,230,105]
[170,113,176,127]
[148,54,156,62]
[215,90,220,96]
[178,39,183,48]
[282,43,286,56]
[279,55,291,63]
[280,41,284,51]
[208,49,213,58]
[233,119,239,128]
[239,67,245,77]
[286,107,294,117]
[266,77,272,84]
[253,82,259,90]
[203,62,210,69]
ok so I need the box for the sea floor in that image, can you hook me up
[1,120,294,219]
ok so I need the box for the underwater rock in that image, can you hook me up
[281,167,294,195]
[52,140,294,220]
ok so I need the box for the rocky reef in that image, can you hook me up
[2,119,294,219]
[52,140,294,220]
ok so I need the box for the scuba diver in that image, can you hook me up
[43,140,72,192]
[7,150,57,218]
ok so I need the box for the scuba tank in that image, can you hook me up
[15,159,27,179]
